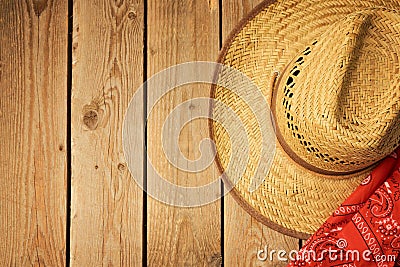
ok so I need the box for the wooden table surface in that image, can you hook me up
[0,0,304,266]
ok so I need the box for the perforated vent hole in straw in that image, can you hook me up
[281,40,367,167]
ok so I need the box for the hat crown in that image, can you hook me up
[275,8,400,174]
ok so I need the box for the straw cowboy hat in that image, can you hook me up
[209,0,400,239]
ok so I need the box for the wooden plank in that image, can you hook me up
[70,0,144,265]
[0,1,67,266]
[146,0,221,266]
[222,1,300,266]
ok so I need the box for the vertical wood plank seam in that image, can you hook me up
[66,0,73,266]
[143,0,148,266]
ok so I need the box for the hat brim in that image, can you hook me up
[209,0,399,239]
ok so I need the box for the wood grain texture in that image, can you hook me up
[0,1,67,266]
[222,1,300,266]
[146,0,221,266]
[70,0,144,265]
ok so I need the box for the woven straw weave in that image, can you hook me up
[275,9,400,173]
[210,0,400,238]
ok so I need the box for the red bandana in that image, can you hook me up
[288,147,400,267]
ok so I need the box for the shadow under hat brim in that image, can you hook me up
[209,0,399,239]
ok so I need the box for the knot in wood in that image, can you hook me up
[128,11,137,20]
[83,110,99,130]
[118,163,126,172]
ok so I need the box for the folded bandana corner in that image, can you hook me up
[288,147,400,267]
